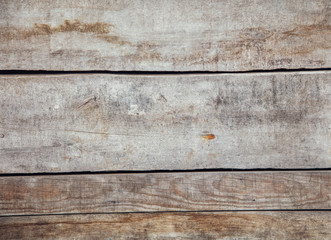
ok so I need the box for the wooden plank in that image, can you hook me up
[0,72,330,173]
[0,0,329,71]
[0,171,330,215]
[0,212,330,239]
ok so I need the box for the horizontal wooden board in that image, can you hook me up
[0,212,330,239]
[0,171,330,215]
[0,72,330,172]
[0,0,330,71]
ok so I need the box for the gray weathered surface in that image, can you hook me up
[0,0,330,71]
[0,212,330,239]
[0,171,330,215]
[0,72,330,173]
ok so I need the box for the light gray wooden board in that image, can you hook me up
[0,0,330,71]
[0,171,330,215]
[0,212,330,239]
[0,72,330,173]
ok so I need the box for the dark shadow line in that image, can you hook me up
[0,168,330,177]
[0,68,330,75]
[1,209,330,218]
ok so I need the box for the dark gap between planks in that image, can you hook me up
[0,68,330,75]
[0,168,330,177]
[1,209,331,219]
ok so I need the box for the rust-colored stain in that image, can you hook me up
[201,133,215,141]
[34,20,113,34]
[1,19,130,45]
[1,19,329,66]
[162,22,330,68]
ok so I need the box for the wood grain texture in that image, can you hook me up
[0,0,330,71]
[0,212,330,239]
[0,72,330,172]
[0,171,330,215]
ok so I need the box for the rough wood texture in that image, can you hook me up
[0,171,330,215]
[0,72,330,173]
[0,212,330,239]
[0,0,330,71]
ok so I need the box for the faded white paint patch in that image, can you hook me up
[128,104,145,116]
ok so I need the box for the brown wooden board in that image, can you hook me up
[0,212,330,239]
[0,171,330,216]
[0,72,330,173]
[0,0,330,71]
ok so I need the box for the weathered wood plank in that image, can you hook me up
[0,72,330,172]
[0,0,330,71]
[0,212,330,239]
[0,171,330,215]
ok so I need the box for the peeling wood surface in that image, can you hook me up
[0,171,330,216]
[1,212,330,240]
[1,72,330,173]
[0,0,330,71]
